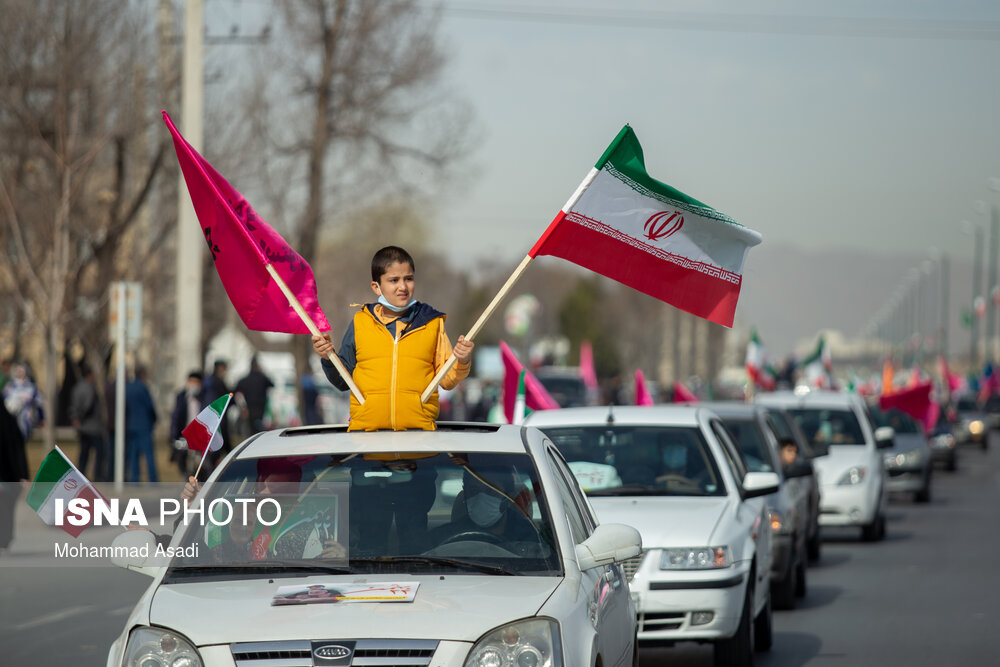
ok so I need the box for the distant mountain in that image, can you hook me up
[735,243,972,359]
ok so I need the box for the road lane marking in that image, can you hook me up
[11,604,96,631]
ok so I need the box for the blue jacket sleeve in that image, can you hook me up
[320,322,357,392]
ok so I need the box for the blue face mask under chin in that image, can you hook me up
[377,294,417,313]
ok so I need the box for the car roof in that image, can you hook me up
[523,404,704,428]
[698,401,765,419]
[234,422,529,459]
[755,389,858,409]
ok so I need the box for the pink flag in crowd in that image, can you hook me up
[501,342,559,423]
[673,381,698,403]
[879,381,935,434]
[163,111,331,334]
[634,369,654,406]
[579,340,599,392]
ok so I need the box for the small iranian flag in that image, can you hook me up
[802,336,831,389]
[512,370,528,425]
[25,446,103,538]
[182,393,233,453]
[745,328,776,390]
[531,126,761,327]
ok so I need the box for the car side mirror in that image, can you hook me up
[874,426,895,450]
[110,529,162,577]
[742,471,780,499]
[575,523,642,571]
[782,459,814,479]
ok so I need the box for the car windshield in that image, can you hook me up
[164,452,560,581]
[765,409,814,458]
[719,418,775,473]
[869,407,920,434]
[956,397,978,412]
[787,408,866,446]
[536,375,588,407]
[539,426,726,496]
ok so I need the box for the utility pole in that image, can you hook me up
[972,223,984,368]
[175,0,204,387]
[940,253,949,358]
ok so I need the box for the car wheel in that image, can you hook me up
[631,631,639,667]
[753,592,773,652]
[807,525,821,563]
[915,479,931,503]
[861,511,884,542]
[981,438,989,451]
[795,555,807,598]
[714,582,753,667]
[772,554,797,610]
[946,454,957,472]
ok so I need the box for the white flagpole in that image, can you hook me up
[419,167,600,404]
[191,393,233,481]
[263,264,365,405]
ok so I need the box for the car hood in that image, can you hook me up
[588,496,730,548]
[149,575,560,646]
[813,445,872,484]
[884,433,927,455]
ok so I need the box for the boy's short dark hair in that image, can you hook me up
[371,246,415,282]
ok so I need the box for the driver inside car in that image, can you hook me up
[426,469,539,555]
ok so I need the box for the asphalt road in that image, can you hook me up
[1,437,998,667]
[641,434,1000,667]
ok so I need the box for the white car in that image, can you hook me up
[756,390,891,541]
[525,406,778,667]
[107,423,641,667]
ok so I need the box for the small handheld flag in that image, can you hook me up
[25,446,105,538]
[182,393,233,478]
[501,342,559,424]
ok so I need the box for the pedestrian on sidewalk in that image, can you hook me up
[125,365,158,482]
[69,365,107,482]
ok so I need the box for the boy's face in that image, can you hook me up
[371,261,415,309]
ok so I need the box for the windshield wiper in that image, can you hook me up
[166,560,356,580]
[350,555,517,576]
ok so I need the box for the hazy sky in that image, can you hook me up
[429,1,1000,270]
[204,1,1000,350]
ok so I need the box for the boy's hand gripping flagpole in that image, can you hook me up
[162,111,364,405]
[420,169,600,404]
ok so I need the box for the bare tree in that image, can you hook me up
[232,0,474,417]
[0,0,166,448]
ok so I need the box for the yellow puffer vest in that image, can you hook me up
[348,307,442,431]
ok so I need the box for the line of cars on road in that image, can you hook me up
[105,387,977,667]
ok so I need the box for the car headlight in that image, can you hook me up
[933,433,956,449]
[969,420,985,435]
[122,627,203,667]
[837,467,866,486]
[659,546,731,570]
[464,618,562,667]
[886,449,925,467]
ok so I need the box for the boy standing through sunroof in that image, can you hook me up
[312,246,474,431]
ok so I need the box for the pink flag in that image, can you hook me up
[673,381,699,403]
[501,342,559,423]
[579,340,599,392]
[634,369,654,406]
[163,111,330,334]
[879,381,933,433]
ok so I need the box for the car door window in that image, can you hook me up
[546,449,592,545]
[711,420,747,493]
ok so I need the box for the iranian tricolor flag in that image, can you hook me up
[530,126,761,327]
[745,328,776,390]
[25,446,104,538]
[802,336,832,389]
[182,393,233,454]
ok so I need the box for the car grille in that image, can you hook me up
[640,611,685,632]
[231,639,438,667]
[621,550,648,582]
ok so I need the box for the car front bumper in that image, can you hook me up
[817,484,879,526]
[631,564,750,644]
[885,465,928,493]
